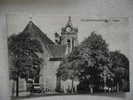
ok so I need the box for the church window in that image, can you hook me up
[67,39,70,47]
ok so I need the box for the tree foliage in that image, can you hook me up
[109,51,129,91]
[8,32,44,81]
[57,31,129,92]
[58,32,110,81]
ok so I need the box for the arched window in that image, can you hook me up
[67,39,70,47]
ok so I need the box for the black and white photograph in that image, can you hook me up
[7,15,129,99]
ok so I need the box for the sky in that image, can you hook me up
[7,14,129,58]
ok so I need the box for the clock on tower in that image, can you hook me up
[66,27,72,32]
[60,16,78,54]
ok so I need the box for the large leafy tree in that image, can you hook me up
[58,32,129,93]
[57,32,111,93]
[8,32,43,96]
[109,51,129,92]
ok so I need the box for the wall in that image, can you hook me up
[46,61,61,91]
[0,0,133,100]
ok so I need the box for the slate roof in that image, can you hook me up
[22,21,66,59]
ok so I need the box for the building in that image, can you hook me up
[17,16,78,92]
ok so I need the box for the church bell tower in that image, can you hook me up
[60,16,78,54]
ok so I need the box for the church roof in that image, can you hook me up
[22,21,66,59]
[23,21,55,45]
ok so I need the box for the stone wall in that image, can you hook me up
[42,60,61,91]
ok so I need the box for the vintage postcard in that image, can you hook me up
[7,14,129,98]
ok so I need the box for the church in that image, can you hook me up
[21,16,78,92]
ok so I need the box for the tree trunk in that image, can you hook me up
[16,77,19,97]
[89,85,93,94]
[90,87,93,94]
[117,82,119,93]
[71,79,74,93]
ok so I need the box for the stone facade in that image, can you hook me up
[9,16,78,92]
[40,17,78,91]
